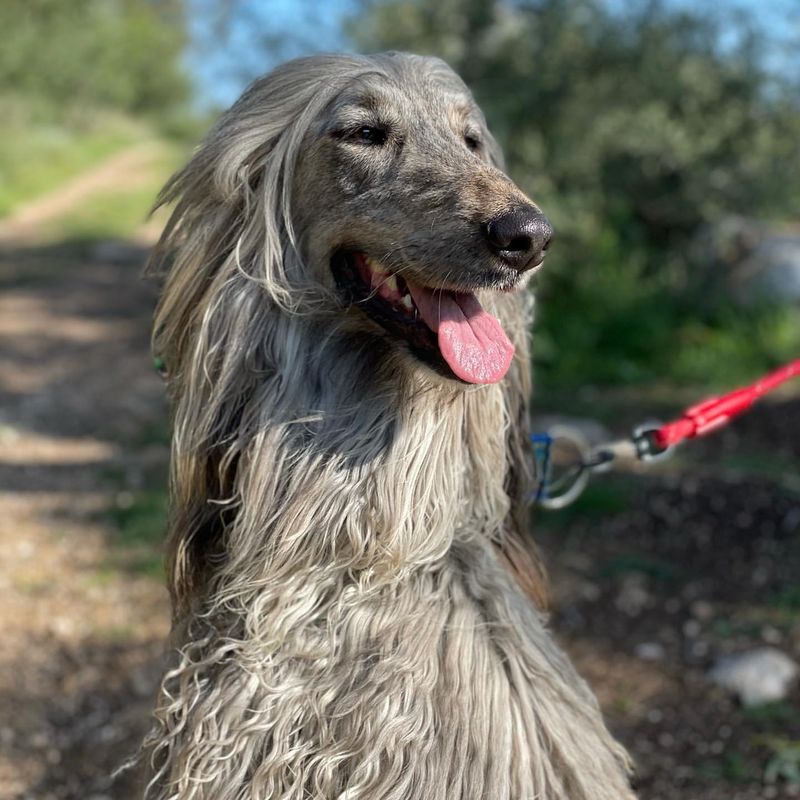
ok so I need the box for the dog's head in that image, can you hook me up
[152,52,550,387]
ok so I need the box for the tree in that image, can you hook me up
[0,0,190,118]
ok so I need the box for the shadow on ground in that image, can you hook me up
[0,238,170,799]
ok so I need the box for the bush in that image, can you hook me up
[0,0,190,119]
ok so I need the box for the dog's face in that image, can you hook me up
[292,55,552,386]
[295,56,552,383]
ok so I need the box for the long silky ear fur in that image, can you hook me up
[147,55,388,616]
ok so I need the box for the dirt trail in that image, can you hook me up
[0,143,163,245]
[0,154,171,797]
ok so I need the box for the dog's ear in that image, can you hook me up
[147,58,381,615]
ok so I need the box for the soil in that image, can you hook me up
[0,156,798,799]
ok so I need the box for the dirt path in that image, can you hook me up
[0,174,170,796]
[0,143,164,245]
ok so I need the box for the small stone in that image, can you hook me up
[635,642,665,661]
[615,574,650,617]
[580,582,601,602]
[690,640,710,659]
[683,619,702,638]
[690,600,714,621]
[708,647,799,706]
[762,625,783,645]
[657,731,674,748]
[646,708,663,724]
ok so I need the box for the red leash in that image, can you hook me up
[649,359,800,453]
[532,358,800,509]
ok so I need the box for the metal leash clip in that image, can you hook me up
[530,421,673,510]
[530,426,612,510]
[630,421,674,462]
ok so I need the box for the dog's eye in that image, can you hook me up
[464,134,481,152]
[354,126,388,146]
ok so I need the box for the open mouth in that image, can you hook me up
[332,252,515,385]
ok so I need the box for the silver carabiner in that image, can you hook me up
[531,425,594,510]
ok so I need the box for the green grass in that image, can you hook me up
[39,140,185,242]
[101,419,171,579]
[111,489,168,547]
[534,478,637,533]
[711,604,799,640]
[596,553,680,583]
[769,585,800,611]
[743,703,799,728]
[0,97,151,217]
[107,488,168,579]
[759,736,800,786]
[697,751,758,784]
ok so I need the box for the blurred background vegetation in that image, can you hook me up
[2,0,798,394]
[2,4,799,798]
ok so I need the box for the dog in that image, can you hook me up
[141,52,635,799]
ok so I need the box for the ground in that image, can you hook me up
[0,151,798,799]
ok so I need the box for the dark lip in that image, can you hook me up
[404,264,525,295]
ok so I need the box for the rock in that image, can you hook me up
[708,647,799,706]
[690,600,714,621]
[615,573,650,617]
[693,216,800,305]
[635,642,665,661]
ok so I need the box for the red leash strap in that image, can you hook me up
[652,359,800,451]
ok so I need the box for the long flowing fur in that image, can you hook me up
[141,53,635,799]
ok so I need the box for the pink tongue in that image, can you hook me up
[407,283,515,384]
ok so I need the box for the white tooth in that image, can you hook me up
[400,294,414,310]
[385,275,398,292]
[366,257,387,275]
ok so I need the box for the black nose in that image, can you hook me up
[483,206,553,271]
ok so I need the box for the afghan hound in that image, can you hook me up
[141,52,636,799]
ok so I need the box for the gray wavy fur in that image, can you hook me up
[140,52,636,800]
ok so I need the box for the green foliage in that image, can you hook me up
[596,553,679,582]
[351,0,800,389]
[697,750,758,784]
[759,736,800,786]
[743,703,799,727]
[0,0,190,117]
[0,96,149,216]
[769,585,800,611]
[0,1,193,218]
[108,488,168,578]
